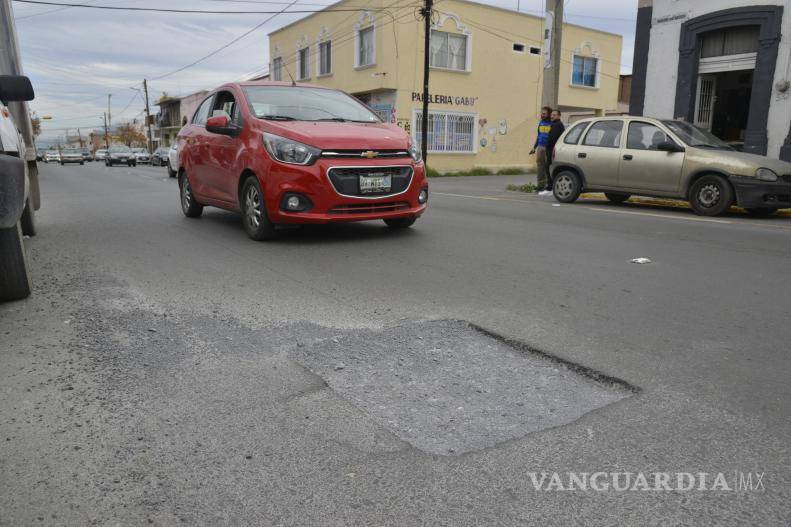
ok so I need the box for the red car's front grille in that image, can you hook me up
[328,202,410,215]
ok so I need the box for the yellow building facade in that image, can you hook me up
[268,0,622,172]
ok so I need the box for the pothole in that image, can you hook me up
[289,319,638,456]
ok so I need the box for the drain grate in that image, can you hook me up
[289,320,637,456]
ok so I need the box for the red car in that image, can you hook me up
[176,81,428,240]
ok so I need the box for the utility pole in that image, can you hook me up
[107,94,112,129]
[419,0,433,163]
[77,128,84,148]
[541,0,564,109]
[142,79,153,154]
[103,112,109,149]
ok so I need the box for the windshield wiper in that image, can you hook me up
[315,118,377,123]
[260,115,296,121]
[693,143,732,150]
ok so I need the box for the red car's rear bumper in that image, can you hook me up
[264,159,428,224]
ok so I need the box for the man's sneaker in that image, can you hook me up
[538,189,553,196]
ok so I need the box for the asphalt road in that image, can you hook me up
[1,162,789,526]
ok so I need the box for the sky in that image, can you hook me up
[11,0,637,144]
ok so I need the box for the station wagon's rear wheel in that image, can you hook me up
[553,170,582,203]
[689,175,733,217]
[179,173,203,218]
[241,177,276,241]
[605,192,630,204]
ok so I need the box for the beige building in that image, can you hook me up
[267,0,622,172]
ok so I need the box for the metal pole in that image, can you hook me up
[103,112,109,149]
[420,0,433,163]
[143,79,154,154]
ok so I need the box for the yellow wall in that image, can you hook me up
[268,0,622,172]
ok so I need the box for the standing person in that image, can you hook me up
[529,107,553,193]
[540,109,566,196]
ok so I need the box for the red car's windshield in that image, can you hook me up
[243,86,380,123]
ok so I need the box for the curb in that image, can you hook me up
[579,193,791,218]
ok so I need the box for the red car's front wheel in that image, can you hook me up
[241,177,276,241]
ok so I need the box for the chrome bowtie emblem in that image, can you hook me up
[361,150,379,159]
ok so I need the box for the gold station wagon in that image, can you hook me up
[550,116,791,217]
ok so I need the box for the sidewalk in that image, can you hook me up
[428,174,791,217]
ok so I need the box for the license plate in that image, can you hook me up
[359,173,391,193]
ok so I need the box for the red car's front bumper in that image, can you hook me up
[263,159,428,224]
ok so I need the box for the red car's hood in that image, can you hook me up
[261,121,410,150]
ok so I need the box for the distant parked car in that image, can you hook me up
[131,148,150,164]
[167,143,178,178]
[94,149,107,161]
[44,150,60,163]
[60,147,84,165]
[106,145,135,167]
[551,116,791,217]
[151,146,169,167]
[81,148,93,162]
[35,148,45,161]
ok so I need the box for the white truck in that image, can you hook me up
[0,75,37,301]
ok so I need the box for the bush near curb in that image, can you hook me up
[506,183,536,193]
[426,166,532,178]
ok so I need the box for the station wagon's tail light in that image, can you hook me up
[263,132,320,166]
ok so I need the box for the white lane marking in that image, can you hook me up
[433,191,532,203]
[584,207,733,224]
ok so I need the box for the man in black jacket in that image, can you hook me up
[540,109,566,195]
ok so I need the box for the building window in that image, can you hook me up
[513,43,526,53]
[429,30,468,71]
[318,40,332,76]
[700,26,759,58]
[297,47,310,80]
[272,57,282,81]
[357,26,374,67]
[572,55,598,87]
[414,110,476,153]
[529,46,541,55]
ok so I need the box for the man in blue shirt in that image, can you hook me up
[529,106,553,193]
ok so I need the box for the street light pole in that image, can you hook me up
[541,0,564,109]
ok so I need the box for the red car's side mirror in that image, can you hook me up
[206,114,230,131]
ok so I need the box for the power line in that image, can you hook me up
[12,0,391,15]
[148,0,301,81]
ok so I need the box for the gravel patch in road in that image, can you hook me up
[289,320,636,455]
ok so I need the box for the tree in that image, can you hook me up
[113,122,146,147]
[30,112,41,137]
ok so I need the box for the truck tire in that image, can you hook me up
[0,223,32,301]
[21,197,35,236]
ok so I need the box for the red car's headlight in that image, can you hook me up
[262,132,321,166]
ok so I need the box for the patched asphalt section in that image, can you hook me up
[289,319,636,456]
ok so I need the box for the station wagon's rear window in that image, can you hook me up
[564,122,588,144]
[583,121,623,148]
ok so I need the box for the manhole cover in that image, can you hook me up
[290,320,636,455]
